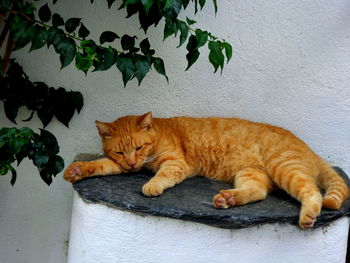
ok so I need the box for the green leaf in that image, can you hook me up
[107,0,116,8]
[141,0,154,14]
[212,0,218,13]
[52,13,64,27]
[195,29,208,48]
[93,48,116,71]
[48,155,64,175]
[0,163,10,176]
[8,136,26,155]
[186,34,198,51]
[10,15,25,31]
[99,31,119,44]
[30,26,48,52]
[182,0,190,9]
[37,106,55,128]
[65,18,81,33]
[121,35,136,51]
[222,42,232,63]
[163,19,177,40]
[177,20,188,47]
[164,0,173,9]
[56,38,77,68]
[140,38,151,53]
[136,0,163,33]
[80,39,98,53]
[47,27,64,48]
[53,88,76,127]
[16,150,27,166]
[116,54,135,87]
[10,166,17,186]
[164,0,182,20]
[22,4,35,17]
[12,24,36,50]
[199,0,206,9]
[39,170,53,185]
[185,49,200,71]
[40,129,59,155]
[153,57,168,83]
[14,2,24,9]
[38,3,52,23]
[33,151,49,168]
[133,56,150,85]
[121,0,138,10]
[75,52,93,75]
[124,0,138,6]
[140,38,155,61]
[78,23,90,38]
[70,91,84,113]
[185,35,200,70]
[186,17,196,25]
[3,101,18,124]
[0,128,9,148]
[208,40,224,73]
[19,127,34,137]
[4,128,16,137]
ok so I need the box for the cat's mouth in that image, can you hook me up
[126,167,141,172]
[123,165,142,172]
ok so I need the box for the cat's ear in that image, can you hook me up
[95,121,113,138]
[138,112,152,130]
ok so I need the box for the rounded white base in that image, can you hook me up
[68,193,349,263]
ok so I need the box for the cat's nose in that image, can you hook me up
[127,161,136,169]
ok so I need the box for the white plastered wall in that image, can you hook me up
[68,194,350,263]
[0,0,350,262]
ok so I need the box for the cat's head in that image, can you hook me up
[95,112,156,171]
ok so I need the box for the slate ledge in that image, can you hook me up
[72,154,350,229]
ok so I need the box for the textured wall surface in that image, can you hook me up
[68,194,349,263]
[1,0,350,262]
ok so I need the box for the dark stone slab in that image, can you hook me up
[72,154,350,229]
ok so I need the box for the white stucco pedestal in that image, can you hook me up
[67,193,349,263]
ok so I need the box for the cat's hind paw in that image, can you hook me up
[213,191,236,209]
[299,213,317,229]
[299,207,318,229]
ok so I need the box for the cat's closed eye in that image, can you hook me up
[115,151,124,155]
[136,146,143,151]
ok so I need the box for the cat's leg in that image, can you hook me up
[213,168,273,209]
[142,159,191,196]
[266,149,325,228]
[64,158,123,183]
[273,169,323,229]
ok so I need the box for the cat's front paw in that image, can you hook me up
[64,161,95,183]
[142,181,164,197]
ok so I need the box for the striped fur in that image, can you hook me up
[64,112,349,229]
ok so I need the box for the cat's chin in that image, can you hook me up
[125,166,142,173]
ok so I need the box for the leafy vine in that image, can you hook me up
[2,0,232,86]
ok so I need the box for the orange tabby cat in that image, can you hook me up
[64,112,349,229]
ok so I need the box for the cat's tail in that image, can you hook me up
[319,161,349,210]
